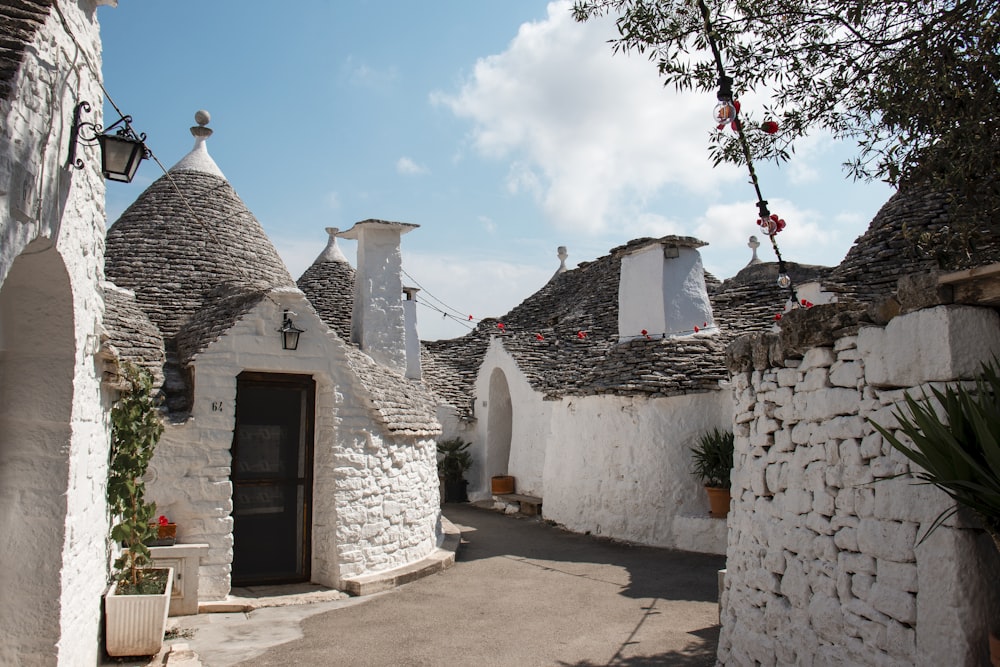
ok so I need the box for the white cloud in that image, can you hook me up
[396,156,428,175]
[478,215,497,233]
[342,56,398,90]
[434,1,745,236]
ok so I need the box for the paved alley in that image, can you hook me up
[171,505,725,666]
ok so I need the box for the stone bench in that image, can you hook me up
[493,493,543,516]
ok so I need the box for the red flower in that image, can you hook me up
[762,120,779,134]
[158,515,169,526]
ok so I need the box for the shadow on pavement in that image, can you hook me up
[446,504,726,604]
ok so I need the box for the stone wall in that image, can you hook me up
[0,1,111,664]
[719,305,1000,666]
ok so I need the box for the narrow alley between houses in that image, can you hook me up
[164,505,724,667]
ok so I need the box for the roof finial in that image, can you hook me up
[551,246,568,281]
[191,110,213,139]
[746,235,762,267]
[314,226,349,264]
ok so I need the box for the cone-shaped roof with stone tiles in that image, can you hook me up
[104,113,294,341]
[297,227,356,340]
[104,111,294,414]
[102,283,166,388]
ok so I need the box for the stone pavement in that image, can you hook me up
[143,504,725,666]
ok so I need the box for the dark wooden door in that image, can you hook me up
[231,372,315,585]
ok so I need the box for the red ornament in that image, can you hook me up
[577,331,586,339]
[762,120,779,134]
[468,315,473,321]
[703,322,708,328]
[694,325,700,333]
[775,313,782,321]
[535,333,544,341]
[497,322,505,331]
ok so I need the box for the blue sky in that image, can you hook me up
[98,1,893,340]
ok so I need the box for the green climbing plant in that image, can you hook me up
[108,362,166,595]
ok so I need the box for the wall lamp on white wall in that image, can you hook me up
[67,101,150,183]
[278,310,304,350]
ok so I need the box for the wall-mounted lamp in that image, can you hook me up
[278,310,304,350]
[68,101,150,183]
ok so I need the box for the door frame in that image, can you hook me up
[231,371,316,585]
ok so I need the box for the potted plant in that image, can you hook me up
[105,362,174,658]
[691,428,735,518]
[871,358,1000,665]
[437,438,473,503]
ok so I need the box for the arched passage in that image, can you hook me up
[486,367,513,480]
[0,241,75,661]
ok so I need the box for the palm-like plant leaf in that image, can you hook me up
[870,358,1000,549]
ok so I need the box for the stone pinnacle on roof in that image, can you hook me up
[313,227,350,264]
[550,246,568,281]
[746,236,763,267]
[169,109,225,178]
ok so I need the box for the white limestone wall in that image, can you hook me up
[719,305,1000,666]
[471,339,553,499]
[147,292,439,598]
[543,391,732,553]
[0,2,110,664]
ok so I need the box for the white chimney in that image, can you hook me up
[338,219,417,373]
[402,286,422,380]
[618,237,714,340]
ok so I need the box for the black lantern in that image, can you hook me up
[278,311,304,350]
[68,101,150,183]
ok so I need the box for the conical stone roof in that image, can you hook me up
[104,111,294,415]
[297,227,356,340]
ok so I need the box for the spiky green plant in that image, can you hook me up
[436,438,472,483]
[108,362,165,594]
[691,428,735,489]
[871,359,1000,553]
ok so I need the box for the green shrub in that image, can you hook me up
[437,438,472,483]
[691,428,735,488]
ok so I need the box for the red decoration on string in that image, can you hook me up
[497,322,506,331]
[775,313,782,321]
[641,329,651,341]
[703,322,708,328]
[758,213,786,235]
[762,120,779,134]
[801,299,814,308]
[468,315,473,321]
[577,331,586,339]
[694,325,700,333]
[535,333,544,341]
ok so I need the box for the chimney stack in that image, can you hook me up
[338,219,418,374]
[618,236,714,340]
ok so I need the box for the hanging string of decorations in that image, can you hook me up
[696,0,798,300]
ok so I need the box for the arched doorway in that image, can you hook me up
[486,368,513,480]
[0,241,75,661]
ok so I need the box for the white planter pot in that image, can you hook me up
[105,567,173,657]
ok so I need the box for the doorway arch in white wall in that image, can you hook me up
[486,367,513,481]
[0,241,75,661]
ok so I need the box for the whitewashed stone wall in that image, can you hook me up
[0,2,111,665]
[719,305,1000,666]
[473,339,731,554]
[147,292,440,598]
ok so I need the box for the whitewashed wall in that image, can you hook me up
[146,291,440,598]
[543,391,731,553]
[719,305,1000,666]
[471,339,552,499]
[473,338,731,553]
[0,2,110,665]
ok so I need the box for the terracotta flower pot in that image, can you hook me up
[491,475,515,495]
[705,486,731,518]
